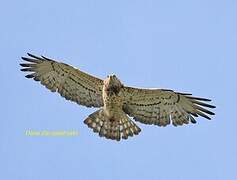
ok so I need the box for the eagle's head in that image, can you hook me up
[104,74,123,95]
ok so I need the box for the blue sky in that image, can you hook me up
[1,0,236,179]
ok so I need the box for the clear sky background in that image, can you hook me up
[0,0,236,179]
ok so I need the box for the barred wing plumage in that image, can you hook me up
[122,87,215,126]
[20,53,104,107]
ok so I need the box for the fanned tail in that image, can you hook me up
[84,109,141,141]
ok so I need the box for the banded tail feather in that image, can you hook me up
[84,109,141,141]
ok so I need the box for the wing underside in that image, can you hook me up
[20,53,104,108]
[122,87,215,126]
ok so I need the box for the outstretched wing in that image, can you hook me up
[122,87,215,126]
[20,53,104,107]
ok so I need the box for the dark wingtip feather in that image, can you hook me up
[208,111,215,115]
[161,89,174,92]
[21,57,29,60]
[201,115,211,120]
[191,120,197,124]
[197,111,212,120]
[189,115,197,123]
[207,104,216,109]
[25,74,34,78]
[27,53,34,57]
[41,55,53,61]
[27,53,42,60]
[190,112,198,117]
[21,56,39,63]
[20,68,28,72]
[20,68,34,72]
[201,108,215,115]
[20,63,29,67]
[178,92,192,95]
[194,104,215,116]
[189,96,212,101]
[198,102,216,108]
[34,77,40,81]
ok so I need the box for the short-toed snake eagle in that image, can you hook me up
[20,53,215,141]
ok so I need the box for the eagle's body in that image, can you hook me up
[20,53,215,141]
[103,75,124,119]
[85,75,141,140]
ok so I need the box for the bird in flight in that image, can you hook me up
[20,53,215,141]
